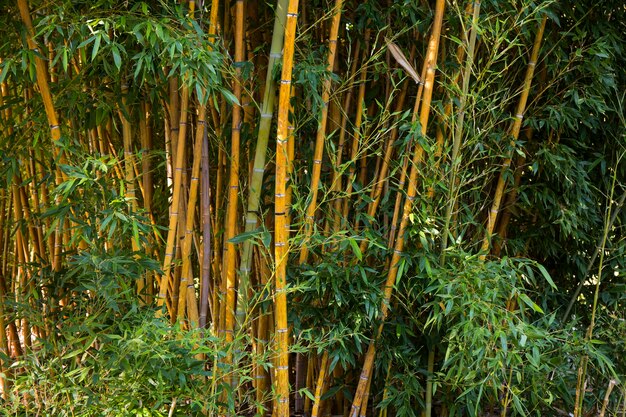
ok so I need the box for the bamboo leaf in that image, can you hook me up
[536,263,557,289]
[348,237,362,261]
[92,34,101,61]
[386,38,421,84]
[519,293,544,314]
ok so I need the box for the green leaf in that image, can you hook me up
[519,293,544,314]
[112,45,122,70]
[229,228,263,244]
[92,34,101,61]
[348,237,362,261]
[220,88,240,106]
[536,263,557,289]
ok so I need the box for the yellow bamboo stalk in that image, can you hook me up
[350,3,445,415]
[17,0,69,273]
[341,29,371,221]
[330,42,361,232]
[439,0,480,260]
[311,351,329,417]
[274,0,300,414]
[175,104,206,327]
[156,83,190,315]
[237,0,289,328]
[358,61,413,254]
[480,15,547,256]
[221,0,244,381]
[298,0,344,264]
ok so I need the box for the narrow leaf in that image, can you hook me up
[386,39,421,84]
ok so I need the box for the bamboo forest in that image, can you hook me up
[0,0,625,415]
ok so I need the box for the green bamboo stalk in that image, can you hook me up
[236,0,289,327]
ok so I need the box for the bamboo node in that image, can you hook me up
[277,365,289,370]
[261,112,273,119]
[50,124,60,129]
[287,12,299,17]
[515,113,524,119]
[270,52,282,58]
[276,328,288,333]
[254,167,265,173]
[528,61,536,67]
[280,79,292,84]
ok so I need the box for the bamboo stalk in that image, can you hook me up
[440,0,480,260]
[480,15,547,256]
[350,2,445,415]
[156,83,191,315]
[311,351,329,417]
[221,0,245,386]
[236,0,289,328]
[273,0,300,413]
[341,29,371,222]
[298,0,344,264]
[175,103,206,327]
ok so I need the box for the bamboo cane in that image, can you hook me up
[440,0,480,262]
[274,0,300,413]
[221,0,245,384]
[341,29,371,222]
[175,103,206,327]
[17,0,69,274]
[236,0,289,328]
[156,83,190,315]
[311,351,329,417]
[480,15,547,257]
[350,2,445,415]
[298,0,344,264]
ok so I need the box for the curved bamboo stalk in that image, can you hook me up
[480,15,547,257]
[274,0,300,413]
[349,2,445,415]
